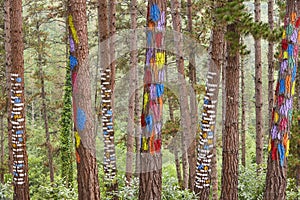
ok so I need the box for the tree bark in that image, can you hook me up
[36,23,54,183]
[139,1,166,199]
[98,0,118,195]
[0,115,4,184]
[264,1,298,199]
[220,16,240,200]
[10,0,30,198]
[194,1,225,198]
[170,0,191,189]
[68,0,101,199]
[186,0,197,191]
[254,0,264,174]
[268,0,274,137]
[4,0,13,175]
[241,49,246,168]
[125,0,138,186]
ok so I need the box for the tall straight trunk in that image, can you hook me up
[10,0,30,198]
[134,58,141,177]
[170,0,191,189]
[241,50,246,167]
[37,24,54,183]
[139,1,166,199]
[254,0,264,174]
[220,14,240,200]
[4,0,13,174]
[0,115,4,183]
[68,0,100,199]
[186,0,197,190]
[125,0,138,186]
[98,0,118,195]
[194,2,224,197]
[268,0,274,136]
[264,1,298,199]
[166,61,183,188]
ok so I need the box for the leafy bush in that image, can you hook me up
[238,164,266,200]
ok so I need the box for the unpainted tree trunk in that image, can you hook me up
[186,0,197,191]
[139,1,166,199]
[68,0,101,199]
[4,0,13,174]
[220,16,240,200]
[0,115,4,183]
[170,0,191,189]
[37,24,54,183]
[10,0,30,198]
[268,0,274,137]
[254,0,264,174]
[125,0,138,186]
[241,49,246,167]
[264,1,298,199]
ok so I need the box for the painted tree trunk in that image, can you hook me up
[4,0,13,174]
[170,0,191,189]
[194,21,224,200]
[138,1,166,199]
[10,0,30,198]
[186,0,197,191]
[241,50,246,167]
[98,0,118,195]
[264,1,298,199]
[220,18,240,200]
[268,0,275,135]
[254,0,264,174]
[125,0,138,186]
[68,0,101,199]
[194,1,225,198]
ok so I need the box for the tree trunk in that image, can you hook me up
[134,59,141,177]
[98,0,118,195]
[0,115,4,184]
[241,49,246,167]
[10,0,30,198]
[264,1,298,199]
[186,0,197,191]
[170,0,191,189]
[194,1,225,198]
[254,0,264,174]
[220,16,240,200]
[125,0,138,186]
[37,24,54,183]
[68,0,101,199]
[166,64,183,188]
[268,0,274,137]
[4,0,13,175]
[139,1,166,199]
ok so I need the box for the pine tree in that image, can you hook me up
[98,0,118,196]
[194,0,225,198]
[264,1,299,199]
[254,0,264,174]
[139,1,166,199]
[125,0,138,186]
[220,1,240,199]
[68,0,101,198]
[10,0,30,198]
